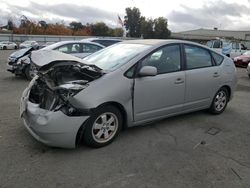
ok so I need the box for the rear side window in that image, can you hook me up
[184,45,212,70]
[211,52,224,65]
[82,44,102,53]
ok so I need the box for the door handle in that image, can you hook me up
[175,78,184,84]
[213,72,220,77]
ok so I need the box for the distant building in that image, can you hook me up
[172,28,250,48]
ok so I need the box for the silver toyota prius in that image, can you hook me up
[20,40,237,148]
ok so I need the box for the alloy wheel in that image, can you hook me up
[91,112,118,143]
[214,90,227,111]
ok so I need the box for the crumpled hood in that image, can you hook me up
[10,47,33,58]
[30,50,84,70]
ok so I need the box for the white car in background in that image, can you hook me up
[43,41,105,58]
[0,41,18,50]
[19,40,39,49]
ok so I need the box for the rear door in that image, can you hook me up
[183,44,221,111]
[133,44,185,122]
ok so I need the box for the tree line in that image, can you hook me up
[5,7,171,38]
[124,7,171,38]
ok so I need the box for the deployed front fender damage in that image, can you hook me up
[21,50,104,148]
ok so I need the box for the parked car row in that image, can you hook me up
[207,39,250,78]
[7,40,106,80]
[19,39,237,148]
[1,38,123,50]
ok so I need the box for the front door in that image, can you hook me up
[133,44,185,122]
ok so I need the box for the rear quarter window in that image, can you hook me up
[211,52,224,65]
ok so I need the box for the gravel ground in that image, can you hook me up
[0,49,250,188]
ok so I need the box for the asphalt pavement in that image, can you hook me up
[0,50,250,188]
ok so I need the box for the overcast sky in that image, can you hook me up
[1,0,250,32]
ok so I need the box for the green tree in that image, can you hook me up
[90,22,109,36]
[69,21,83,31]
[140,17,154,39]
[124,7,142,37]
[109,28,124,37]
[153,17,171,39]
[7,19,14,30]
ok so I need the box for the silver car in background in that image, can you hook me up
[20,40,237,148]
[19,40,39,49]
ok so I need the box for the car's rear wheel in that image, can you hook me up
[14,46,17,49]
[83,105,122,148]
[3,46,6,50]
[209,87,229,114]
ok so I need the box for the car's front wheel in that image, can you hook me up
[209,88,229,114]
[83,105,122,148]
[24,64,37,80]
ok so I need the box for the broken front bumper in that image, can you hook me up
[20,83,89,148]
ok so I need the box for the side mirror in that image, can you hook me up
[138,66,157,77]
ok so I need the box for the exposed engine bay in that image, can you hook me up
[28,62,103,115]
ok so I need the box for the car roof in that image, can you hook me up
[121,39,212,50]
[81,38,122,42]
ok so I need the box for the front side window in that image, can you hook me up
[141,44,181,74]
[184,45,212,69]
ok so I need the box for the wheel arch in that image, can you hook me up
[221,85,231,100]
[75,101,128,147]
[97,101,128,129]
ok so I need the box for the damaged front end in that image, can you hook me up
[20,50,103,148]
[28,61,103,116]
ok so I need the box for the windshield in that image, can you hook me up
[83,43,151,70]
[243,51,250,55]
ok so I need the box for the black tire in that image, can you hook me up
[15,46,17,49]
[24,65,33,80]
[209,87,229,114]
[83,105,122,148]
[248,74,250,78]
[3,46,6,50]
